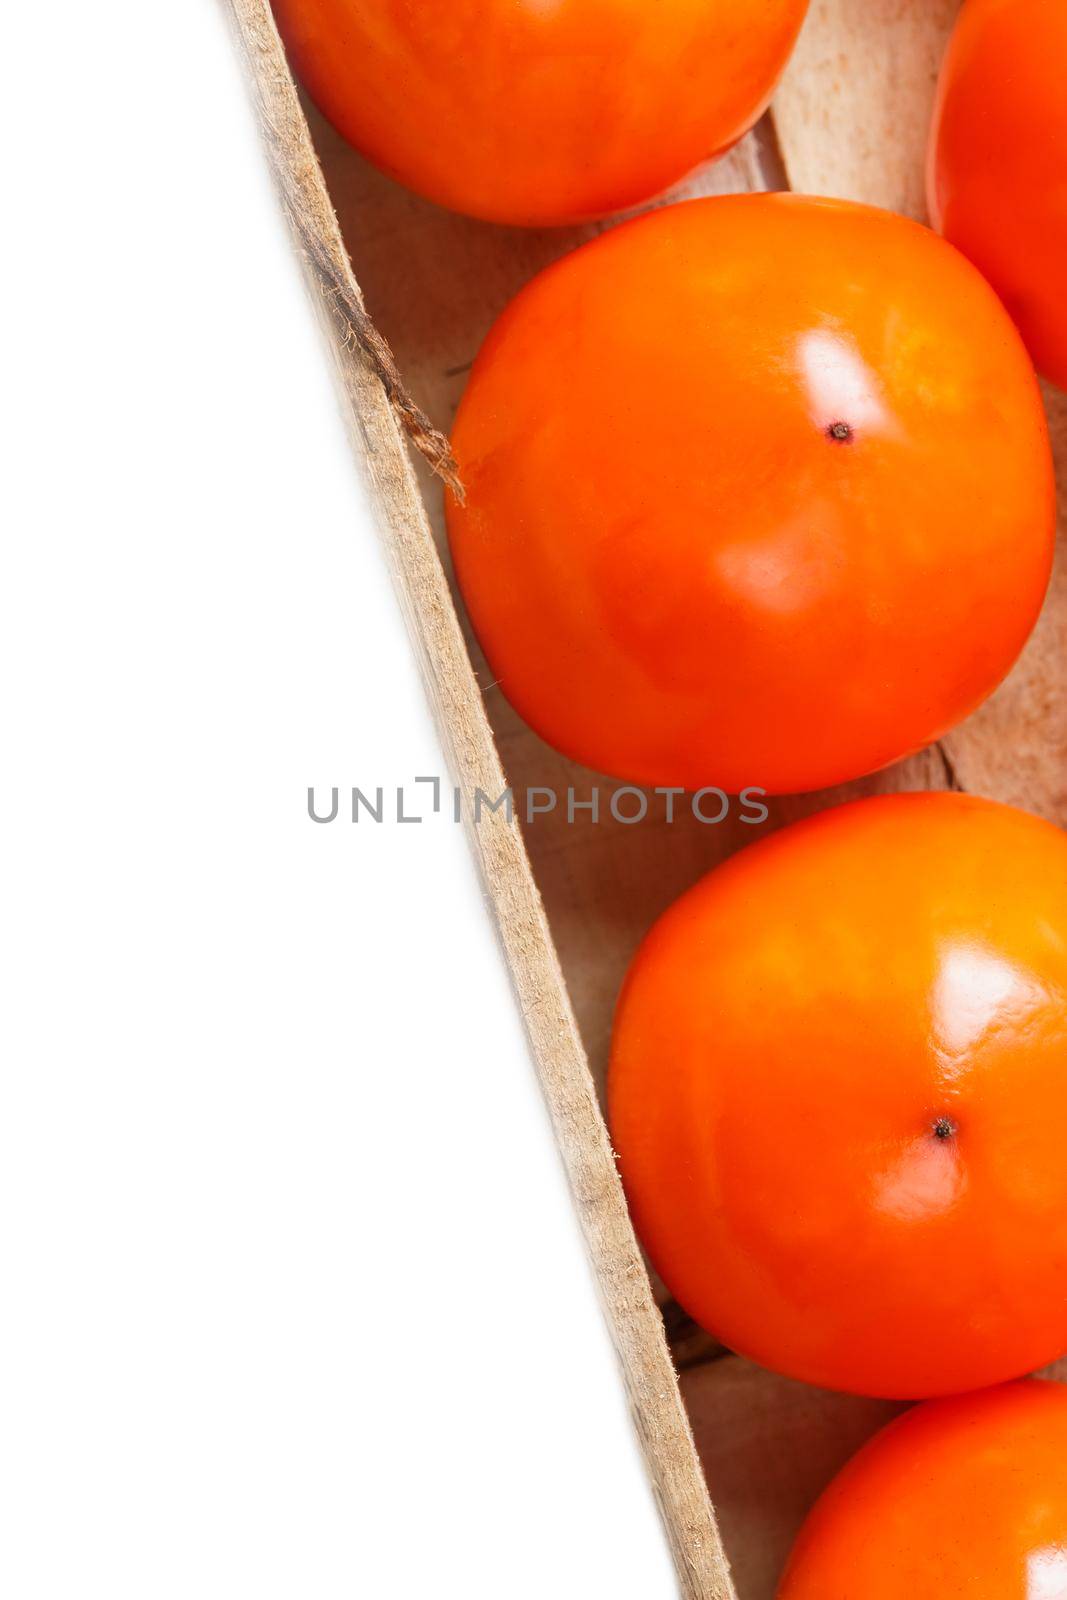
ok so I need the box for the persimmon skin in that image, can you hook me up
[929,0,1067,391]
[609,794,1067,1399]
[271,0,809,227]
[447,196,1055,795]
[778,1382,1067,1597]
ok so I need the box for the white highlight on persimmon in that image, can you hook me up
[796,327,894,438]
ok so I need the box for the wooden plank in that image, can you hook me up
[773,0,962,218]
[222,3,736,1595]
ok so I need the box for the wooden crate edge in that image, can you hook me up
[221,3,735,1595]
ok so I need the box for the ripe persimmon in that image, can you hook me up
[929,0,1067,390]
[778,1381,1067,1597]
[447,196,1054,795]
[609,793,1067,1399]
[271,0,809,226]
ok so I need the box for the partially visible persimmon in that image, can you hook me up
[929,0,1067,390]
[272,0,810,226]
[447,196,1055,794]
[609,794,1067,1399]
[778,1382,1067,1597]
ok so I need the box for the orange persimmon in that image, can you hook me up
[609,794,1067,1399]
[929,0,1067,390]
[778,1382,1067,1597]
[447,196,1055,794]
[272,0,809,226]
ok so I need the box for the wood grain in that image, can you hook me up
[223,2,735,1594]
[773,0,962,217]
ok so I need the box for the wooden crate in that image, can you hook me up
[225,4,1067,1594]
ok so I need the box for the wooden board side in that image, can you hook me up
[222,2,736,1594]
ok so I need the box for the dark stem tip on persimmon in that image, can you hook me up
[827,420,854,443]
[933,1116,958,1141]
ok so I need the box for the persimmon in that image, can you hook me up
[778,1381,1067,1597]
[929,0,1067,391]
[271,0,809,226]
[609,793,1067,1398]
[447,196,1055,795]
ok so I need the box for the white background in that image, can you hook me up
[0,3,679,1595]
